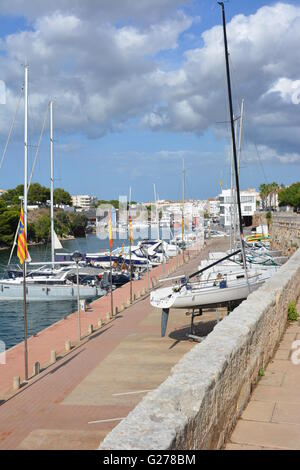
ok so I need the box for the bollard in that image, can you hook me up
[114,307,118,317]
[98,318,103,328]
[13,376,20,391]
[106,312,111,322]
[133,293,137,301]
[65,340,71,352]
[50,350,56,364]
[33,362,40,376]
[88,324,94,335]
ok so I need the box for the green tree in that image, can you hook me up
[278,182,300,209]
[28,183,50,205]
[54,211,71,237]
[33,215,51,242]
[53,188,72,206]
[69,213,87,237]
[0,200,19,247]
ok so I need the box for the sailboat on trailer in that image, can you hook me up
[150,2,275,336]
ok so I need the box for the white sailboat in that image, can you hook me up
[150,5,276,337]
[0,82,102,301]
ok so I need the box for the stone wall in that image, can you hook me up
[99,248,300,450]
[272,213,300,256]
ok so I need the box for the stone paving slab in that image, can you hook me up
[241,401,276,423]
[272,403,300,425]
[226,302,300,451]
[229,420,300,450]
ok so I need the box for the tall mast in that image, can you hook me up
[50,100,55,267]
[237,98,244,177]
[24,64,28,237]
[182,158,185,247]
[218,2,247,272]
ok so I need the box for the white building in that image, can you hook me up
[208,198,220,218]
[71,194,97,209]
[219,188,258,229]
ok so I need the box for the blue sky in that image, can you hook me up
[0,1,299,201]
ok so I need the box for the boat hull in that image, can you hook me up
[0,282,101,301]
[150,278,265,310]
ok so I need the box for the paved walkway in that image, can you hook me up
[0,238,229,450]
[226,300,300,450]
[0,243,200,399]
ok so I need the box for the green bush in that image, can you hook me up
[288,301,299,321]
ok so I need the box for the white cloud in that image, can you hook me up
[244,144,300,165]
[268,78,300,105]
[0,1,299,167]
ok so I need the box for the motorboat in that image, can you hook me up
[0,270,105,301]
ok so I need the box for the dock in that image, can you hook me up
[0,238,228,450]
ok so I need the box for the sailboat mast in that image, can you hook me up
[24,64,28,237]
[182,158,185,247]
[237,98,244,177]
[50,100,55,267]
[218,2,247,270]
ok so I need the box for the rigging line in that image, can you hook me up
[0,85,24,174]
[7,104,49,268]
[28,104,49,190]
[254,143,268,183]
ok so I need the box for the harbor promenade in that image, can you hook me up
[226,298,300,450]
[0,238,228,450]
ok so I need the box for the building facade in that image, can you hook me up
[71,195,97,209]
[219,188,258,229]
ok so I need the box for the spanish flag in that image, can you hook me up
[128,215,133,244]
[108,209,113,250]
[17,208,29,265]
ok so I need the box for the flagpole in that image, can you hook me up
[128,214,133,304]
[23,260,28,381]
[109,246,113,317]
[19,198,28,381]
[108,209,114,316]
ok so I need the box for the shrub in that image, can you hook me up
[288,301,299,322]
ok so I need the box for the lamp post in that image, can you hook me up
[146,246,149,292]
[73,251,82,341]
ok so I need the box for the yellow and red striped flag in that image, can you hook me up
[17,208,29,265]
[108,209,113,250]
[128,215,133,244]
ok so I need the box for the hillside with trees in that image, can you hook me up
[0,184,87,248]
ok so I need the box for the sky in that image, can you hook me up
[0,0,299,202]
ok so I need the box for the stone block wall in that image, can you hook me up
[99,248,300,450]
[272,213,300,256]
